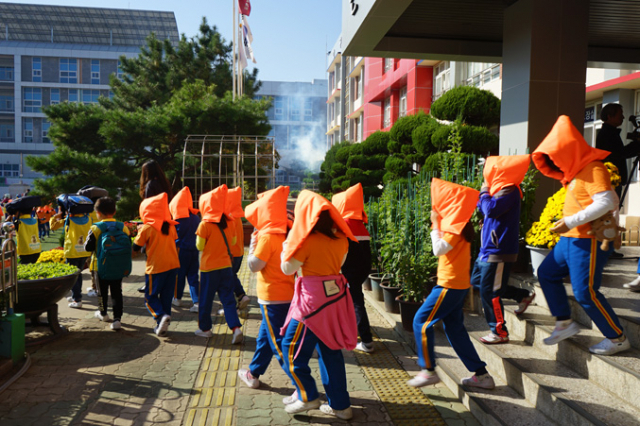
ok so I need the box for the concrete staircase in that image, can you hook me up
[367,253,640,425]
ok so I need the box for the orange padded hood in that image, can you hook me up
[532,115,610,185]
[199,185,228,224]
[225,187,245,219]
[169,187,199,220]
[431,178,479,235]
[331,183,368,223]
[483,155,531,197]
[245,186,289,235]
[282,190,356,262]
[140,192,178,233]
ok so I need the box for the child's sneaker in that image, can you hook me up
[544,320,580,345]
[231,327,243,344]
[623,275,640,291]
[94,311,110,322]
[462,373,495,389]
[407,371,440,387]
[195,329,213,338]
[158,315,170,336]
[68,301,82,309]
[319,403,353,420]
[480,333,509,344]
[355,341,374,353]
[238,295,251,310]
[87,288,99,297]
[190,303,199,313]
[514,292,536,315]
[172,298,182,307]
[282,390,298,405]
[589,336,631,355]
[238,368,260,388]
[66,296,75,303]
[284,398,321,414]
[111,320,121,330]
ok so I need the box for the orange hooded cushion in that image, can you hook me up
[199,184,228,223]
[225,186,245,219]
[331,183,368,223]
[483,154,531,197]
[431,178,479,235]
[282,190,356,262]
[140,193,178,233]
[245,186,289,235]
[532,115,609,185]
[169,187,199,220]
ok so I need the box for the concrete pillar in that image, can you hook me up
[500,0,589,156]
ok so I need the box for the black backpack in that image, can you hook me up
[5,196,41,215]
[57,193,94,215]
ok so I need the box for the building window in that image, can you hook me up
[32,57,42,82]
[91,59,100,84]
[23,118,33,142]
[0,124,14,142]
[399,86,408,118]
[82,89,101,104]
[290,98,301,121]
[23,88,42,113]
[0,67,14,81]
[0,164,19,177]
[274,96,285,118]
[116,60,124,81]
[384,58,394,73]
[0,96,13,112]
[50,89,60,105]
[60,58,78,84]
[304,99,313,121]
[68,89,78,103]
[384,97,391,128]
[42,121,51,143]
[466,63,500,88]
[353,75,361,101]
[434,61,450,100]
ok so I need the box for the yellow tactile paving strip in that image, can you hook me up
[354,335,447,425]
[184,251,252,426]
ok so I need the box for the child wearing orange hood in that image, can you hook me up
[226,187,251,311]
[132,193,180,336]
[532,116,630,355]
[408,179,495,390]
[195,185,243,344]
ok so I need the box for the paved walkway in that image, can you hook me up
[0,252,478,426]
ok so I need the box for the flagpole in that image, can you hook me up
[232,0,236,100]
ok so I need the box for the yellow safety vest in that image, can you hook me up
[17,215,41,256]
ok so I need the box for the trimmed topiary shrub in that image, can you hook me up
[458,125,499,155]
[431,125,452,151]
[362,131,390,155]
[412,118,441,156]
[430,86,500,128]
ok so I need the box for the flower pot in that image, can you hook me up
[397,296,422,332]
[527,245,551,277]
[363,269,376,291]
[15,270,81,313]
[380,283,401,313]
[368,273,390,302]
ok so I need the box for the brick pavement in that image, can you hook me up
[0,253,478,426]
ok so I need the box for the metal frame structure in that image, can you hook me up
[181,135,277,204]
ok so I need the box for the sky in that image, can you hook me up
[2,0,343,83]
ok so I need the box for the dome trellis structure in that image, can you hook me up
[182,135,278,204]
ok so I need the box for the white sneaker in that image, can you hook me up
[319,403,353,420]
[157,315,170,336]
[589,337,631,355]
[111,320,121,330]
[238,295,251,310]
[355,341,374,353]
[284,398,321,414]
[87,288,99,297]
[190,303,199,313]
[282,390,298,405]
[543,321,580,345]
[231,327,243,345]
[462,373,495,389]
[67,296,74,303]
[623,275,640,291]
[514,292,536,315]
[94,310,110,322]
[68,301,82,309]
[407,371,440,387]
[195,329,213,338]
[238,368,260,389]
[172,298,182,307]
[217,308,225,315]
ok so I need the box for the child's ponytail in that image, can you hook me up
[161,221,170,235]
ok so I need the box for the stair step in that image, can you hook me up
[463,312,640,426]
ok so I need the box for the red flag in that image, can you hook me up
[238,0,251,16]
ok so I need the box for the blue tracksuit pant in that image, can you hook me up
[414,286,486,372]
[145,268,177,324]
[281,318,350,410]
[68,256,89,302]
[232,256,246,297]
[248,303,290,377]
[176,248,200,303]
[199,268,241,332]
[537,236,623,339]
[471,259,529,337]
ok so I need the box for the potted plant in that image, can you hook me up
[525,186,565,276]
[396,253,438,331]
